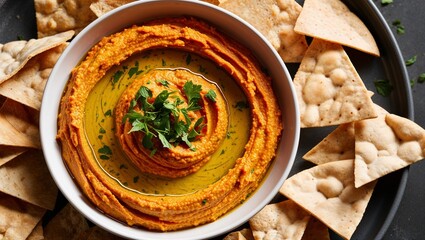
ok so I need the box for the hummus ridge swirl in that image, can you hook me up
[115,68,229,178]
[57,17,282,231]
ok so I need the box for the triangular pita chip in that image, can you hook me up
[0,43,68,110]
[294,0,379,56]
[224,228,254,240]
[0,150,58,210]
[35,0,94,38]
[219,0,308,62]
[249,200,311,240]
[0,31,73,84]
[280,160,376,240]
[293,38,377,127]
[0,99,40,148]
[27,222,44,240]
[44,204,90,240]
[0,193,46,240]
[0,145,27,167]
[354,113,425,187]
[303,122,355,164]
[90,0,135,17]
[301,217,330,240]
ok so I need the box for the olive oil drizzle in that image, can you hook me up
[83,49,250,196]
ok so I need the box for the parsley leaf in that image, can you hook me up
[418,73,425,83]
[123,81,207,152]
[112,70,124,85]
[405,55,417,66]
[381,0,393,5]
[183,81,202,111]
[374,79,393,97]
[234,101,249,111]
[205,89,217,102]
[392,20,405,35]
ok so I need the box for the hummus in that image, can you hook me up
[57,17,282,231]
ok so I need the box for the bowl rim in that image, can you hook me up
[39,0,300,239]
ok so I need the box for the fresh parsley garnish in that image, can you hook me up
[381,0,393,6]
[183,81,202,111]
[405,55,417,66]
[186,54,192,65]
[128,61,143,78]
[98,145,112,160]
[112,70,124,85]
[234,101,249,111]
[418,73,425,83]
[156,79,170,87]
[374,79,393,97]
[392,20,405,35]
[123,81,210,152]
[205,89,217,102]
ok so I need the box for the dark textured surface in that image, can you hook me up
[0,0,424,239]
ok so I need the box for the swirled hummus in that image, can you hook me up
[57,17,282,231]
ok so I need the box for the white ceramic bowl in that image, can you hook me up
[40,0,299,239]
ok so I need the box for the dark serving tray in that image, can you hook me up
[0,0,413,239]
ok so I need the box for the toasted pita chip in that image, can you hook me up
[301,217,330,240]
[0,99,40,148]
[27,222,44,240]
[293,38,377,128]
[0,150,58,210]
[294,0,379,56]
[35,0,95,38]
[219,0,308,63]
[0,31,73,84]
[224,228,254,240]
[0,145,27,167]
[249,200,311,240]
[44,204,90,240]
[280,160,376,240]
[223,231,247,240]
[0,193,46,240]
[0,43,67,110]
[90,0,135,17]
[303,122,355,164]
[354,113,425,187]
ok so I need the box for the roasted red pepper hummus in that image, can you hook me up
[57,17,282,231]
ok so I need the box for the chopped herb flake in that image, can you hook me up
[392,20,405,35]
[381,0,393,5]
[405,55,417,66]
[157,79,170,87]
[418,73,425,83]
[104,109,112,116]
[374,79,393,97]
[99,155,110,160]
[123,81,206,152]
[98,145,112,155]
[186,54,192,65]
[112,70,124,84]
[119,164,128,169]
[411,78,416,88]
[133,176,139,183]
[234,101,249,111]
[205,90,217,102]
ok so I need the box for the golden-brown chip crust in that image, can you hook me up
[294,0,380,56]
[280,160,376,240]
[293,38,377,127]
